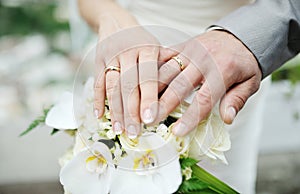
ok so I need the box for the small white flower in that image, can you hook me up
[166,132,191,155]
[106,129,116,139]
[157,124,192,155]
[182,167,192,180]
[156,124,169,138]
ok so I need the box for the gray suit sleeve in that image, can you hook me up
[214,0,300,78]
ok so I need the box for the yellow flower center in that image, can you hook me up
[85,154,107,174]
[133,150,156,170]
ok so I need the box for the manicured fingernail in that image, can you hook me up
[142,108,154,124]
[94,109,99,118]
[127,125,137,139]
[114,122,123,135]
[227,107,236,122]
[172,122,187,136]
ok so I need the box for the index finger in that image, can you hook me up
[172,73,226,136]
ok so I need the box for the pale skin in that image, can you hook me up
[78,0,262,138]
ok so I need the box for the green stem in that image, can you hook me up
[191,165,239,194]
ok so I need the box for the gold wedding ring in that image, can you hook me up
[172,56,185,71]
[104,66,121,74]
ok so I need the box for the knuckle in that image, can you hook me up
[94,79,104,89]
[141,46,158,55]
[170,77,189,91]
[196,89,213,108]
[162,62,179,74]
[159,47,170,57]
[94,86,103,96]
[121,80,137,94]
[110,107,123,118]
[106,78,119,94]
[232,94,247,110]
[251,79,260,93]
[159,64,170,75]
[120,49,137,60]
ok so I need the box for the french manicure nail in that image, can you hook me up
[142,108,154,124]
[94,109,99,118]
[172,122,187,136]
[114,122,123,135]
[127,125,137,139]
[227,107,236,122]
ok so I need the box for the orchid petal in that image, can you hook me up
[151,156,182,193]
[110,169,163,194]
[83,77,95,102]
[45,92,79,130]
[189,112,231,164]
[114,133,182,194]
[60,142,113,194]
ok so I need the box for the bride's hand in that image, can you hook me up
[78,0,160,138]
[94,22,159,139]
[156,30,262,136]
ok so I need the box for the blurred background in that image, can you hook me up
[0,0,300,194]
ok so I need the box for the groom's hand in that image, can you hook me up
[156,30,262,136]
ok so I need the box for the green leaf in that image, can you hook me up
[177,178,210,193]
[50,128,59,135]
[191,165,239,194]
[180,157,199,169]
[19,106,52,137]
[19,116,44,137]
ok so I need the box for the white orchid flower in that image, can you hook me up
[45,77,112,142]
[170,92,231,164]
[113,132,182,194]
[45,78,95,130]
[188,110,231,164]
[60,142,115,194]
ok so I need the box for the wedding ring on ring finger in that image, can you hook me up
[172,56,186,71]
[104,66,121,74]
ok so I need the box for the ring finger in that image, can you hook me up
[158,53,189,92]
[105,59,124,135]
[156,56,204,122]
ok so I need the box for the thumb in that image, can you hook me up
[219,78,260,124]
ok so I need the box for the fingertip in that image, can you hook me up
[141,101,158,124]
[126,124,140,139]
[221,106,237,124]
[113,121,123,135]
[94,109,99,118]
[94,85,105,118]
[93,105,104,119]
[172,122,188,137]
[142,108,154,124]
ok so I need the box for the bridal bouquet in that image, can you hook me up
[22,77,238,194]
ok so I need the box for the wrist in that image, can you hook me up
[97,12,138,40]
